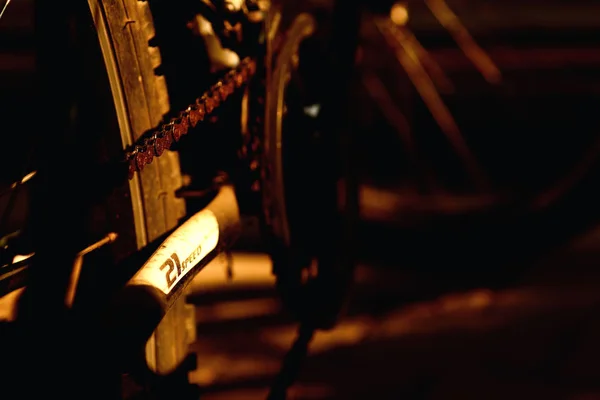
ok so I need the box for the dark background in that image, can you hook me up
[3,1,600,398]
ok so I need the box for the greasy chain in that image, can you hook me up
[125,57,257,179]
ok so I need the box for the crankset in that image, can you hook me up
[260,12,358,330]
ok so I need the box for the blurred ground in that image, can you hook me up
[187,209,600,400]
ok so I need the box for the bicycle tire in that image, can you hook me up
[87,0,195,382]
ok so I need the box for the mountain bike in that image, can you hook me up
[0,0,359,398]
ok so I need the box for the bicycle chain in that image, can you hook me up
[125,57,257,180]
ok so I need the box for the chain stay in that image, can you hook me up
[125,57,257,179]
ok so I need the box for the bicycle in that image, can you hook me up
[0,0,359,398]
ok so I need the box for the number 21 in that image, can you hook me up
[159,253,182,288]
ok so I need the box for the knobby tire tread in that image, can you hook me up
[95,0,195,378]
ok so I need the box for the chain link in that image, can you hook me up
[125,57,257,179]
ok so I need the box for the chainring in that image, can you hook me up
[258,12,357,330]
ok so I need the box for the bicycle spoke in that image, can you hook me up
[0,0,11,21]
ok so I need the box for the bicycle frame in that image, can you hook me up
[108,184,241,374]
[0,1,245,391]
[2,1,362,397]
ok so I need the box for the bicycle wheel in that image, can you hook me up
[1,0,195,396]
[88,0,196,386]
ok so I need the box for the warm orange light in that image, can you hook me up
[390,2,409,26]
